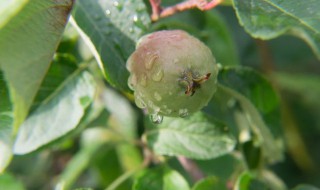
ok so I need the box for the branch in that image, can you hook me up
[150,0,222,21]
[177,156,205,182]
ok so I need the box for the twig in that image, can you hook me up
[255,39,275,74]
[177,156,205,182]
[149,0,222,21]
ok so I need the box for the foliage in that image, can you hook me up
[0,0,320,189]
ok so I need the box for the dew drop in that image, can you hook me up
[151,66,164,81]
[132,14,146,30]
[178,108,189,118]
[113,1,119,7]
[132,15,139,22]
[154,92,162,101]
[139,73,147,86]
[135,95,146,108]
[150,113,163,124]
[128,74,137,90]
[105,9,111,16]
[113,1,123,11]
[145,53,158,70]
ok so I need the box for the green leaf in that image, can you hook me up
[192,176,227,190]
[218,84,283,163]
[71,0,150,92]
[292,184,320,190]
[0,0,74,131]
[233,0,320,59]
[0,173,25,190]
[218,67,279,114]
[217,67,283,163]
[146,112,236,160]
[30,54,78,112]
[133,166,190,190]
[0,71,13,172]
[13,70,96,154]
[234,172,269,190]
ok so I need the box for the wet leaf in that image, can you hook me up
[146,112,236,160]
[233,0,320,60]
[72,0,150,92]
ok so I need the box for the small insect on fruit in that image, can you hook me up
[126,30,218,118]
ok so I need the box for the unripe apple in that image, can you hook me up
[126,30,218,117]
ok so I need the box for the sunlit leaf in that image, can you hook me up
[13,70,96,154]
[0,0,74,131]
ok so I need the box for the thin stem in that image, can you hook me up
[105,169,137,190]
[255,39,275,74]
[105,156,150,190]
[177,156,205,182]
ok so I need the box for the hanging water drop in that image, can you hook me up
[150,113,163,124]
